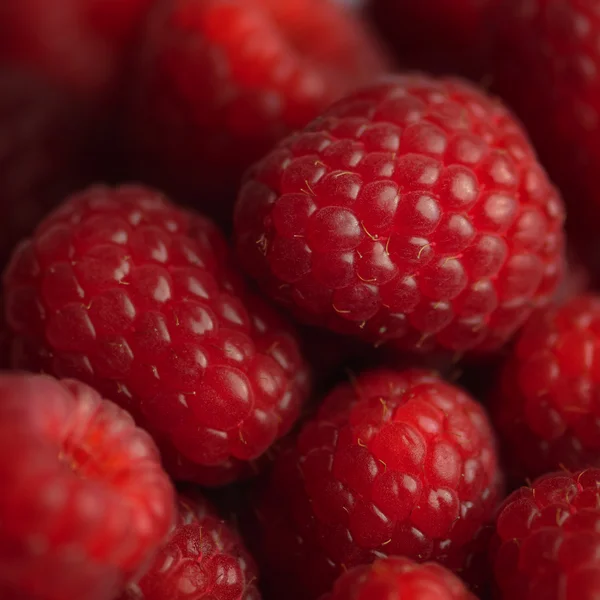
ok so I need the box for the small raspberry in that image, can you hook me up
[0,373,175,600]
[251,368,501,599]
[492,295,600,481]
[491,469,600,600]
[368,0,495,78]
[234,74,566,354]
[3,184,310,486]
[119,492,260,600]
[0,0,153,101]
[126,0,389,221]
[491,1,600,231]
[0,70,85,267]
[321,556,476,600]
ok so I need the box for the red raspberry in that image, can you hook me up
[491,1,600,232]
[119,492,260,600]
[0,70,85,267]
[126,0,389,220]
[3,184,310,486]
[0,0,153,101]
[0,373,175,600]
[251,369,501,599]
[491,295,600,481]
[234,75,566,354]
[321,556,476,600]
[367,0,495,78]
[491,469,600,600]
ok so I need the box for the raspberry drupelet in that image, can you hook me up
[492,295,600,481]
[126,0,389,220]
[491,469,600,600]
[119,492,260,600]
[251,368,501,599]
[2,184,310,486]
[321,556,476,600]
[0,373,175,600]
[234,75,566,354]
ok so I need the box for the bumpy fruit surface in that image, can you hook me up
[491,469,600,600]
[119,492,260,600]
[3,184,310,486]
[126,0,389,219]
[0,373,175,600]
[235,75,566,354]
[321,556,476,600]
[252,368,500,599]
[492,295,600,481]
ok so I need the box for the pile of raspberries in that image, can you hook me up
[2,1,600,599]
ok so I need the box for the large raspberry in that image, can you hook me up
[3,184,310,486]
[0,373,175,600]
[368,0,495,79]
[491,469,600,599]
[119,492,260,600]
[0,0,153,101]
[251,368,500,599]
[0,70,86,267]
[126,0,389,221]
[492,295,600,481]
[321,556,476,600]
[234,75,566,354]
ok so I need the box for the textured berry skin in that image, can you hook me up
[119,493,260,600]
[3,184,310,486]
[368,0,494,78]
[492,295,600,481]
[251,369,500,599]
[126,0,389,220]
[0,70,85,267]
[0,0,153,100]
[0,373,175,600]
[235,75,566,354]
[492,0,600,242]
[491,469,600,600]
[321,556,476,600]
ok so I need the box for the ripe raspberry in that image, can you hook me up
[0,70,85,267]
[251,368,501,599]
[3,184,310,486]
[492,1,600,228]
[368,0,495,78]
[0,373,175,600]
[491,295,600,481]
[321,556,476,600]
[234,75,566,354]
[491,469,600,599]
[126,0,389,220]
[0,0,153,101]
[119,492,260,600]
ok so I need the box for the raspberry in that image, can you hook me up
[491,469,600,600]
[321,556,476,600]
[234,75,566,354]
[119,492,260,600]
[491,1,600,233]
[0,373,175,600]
[0,70,85,267]
[491,295,600,481]
[126,0,389,221]
[368,0,495,78]
[251,368,500,599]
[0,0,153,101]
[3,184,310,486]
